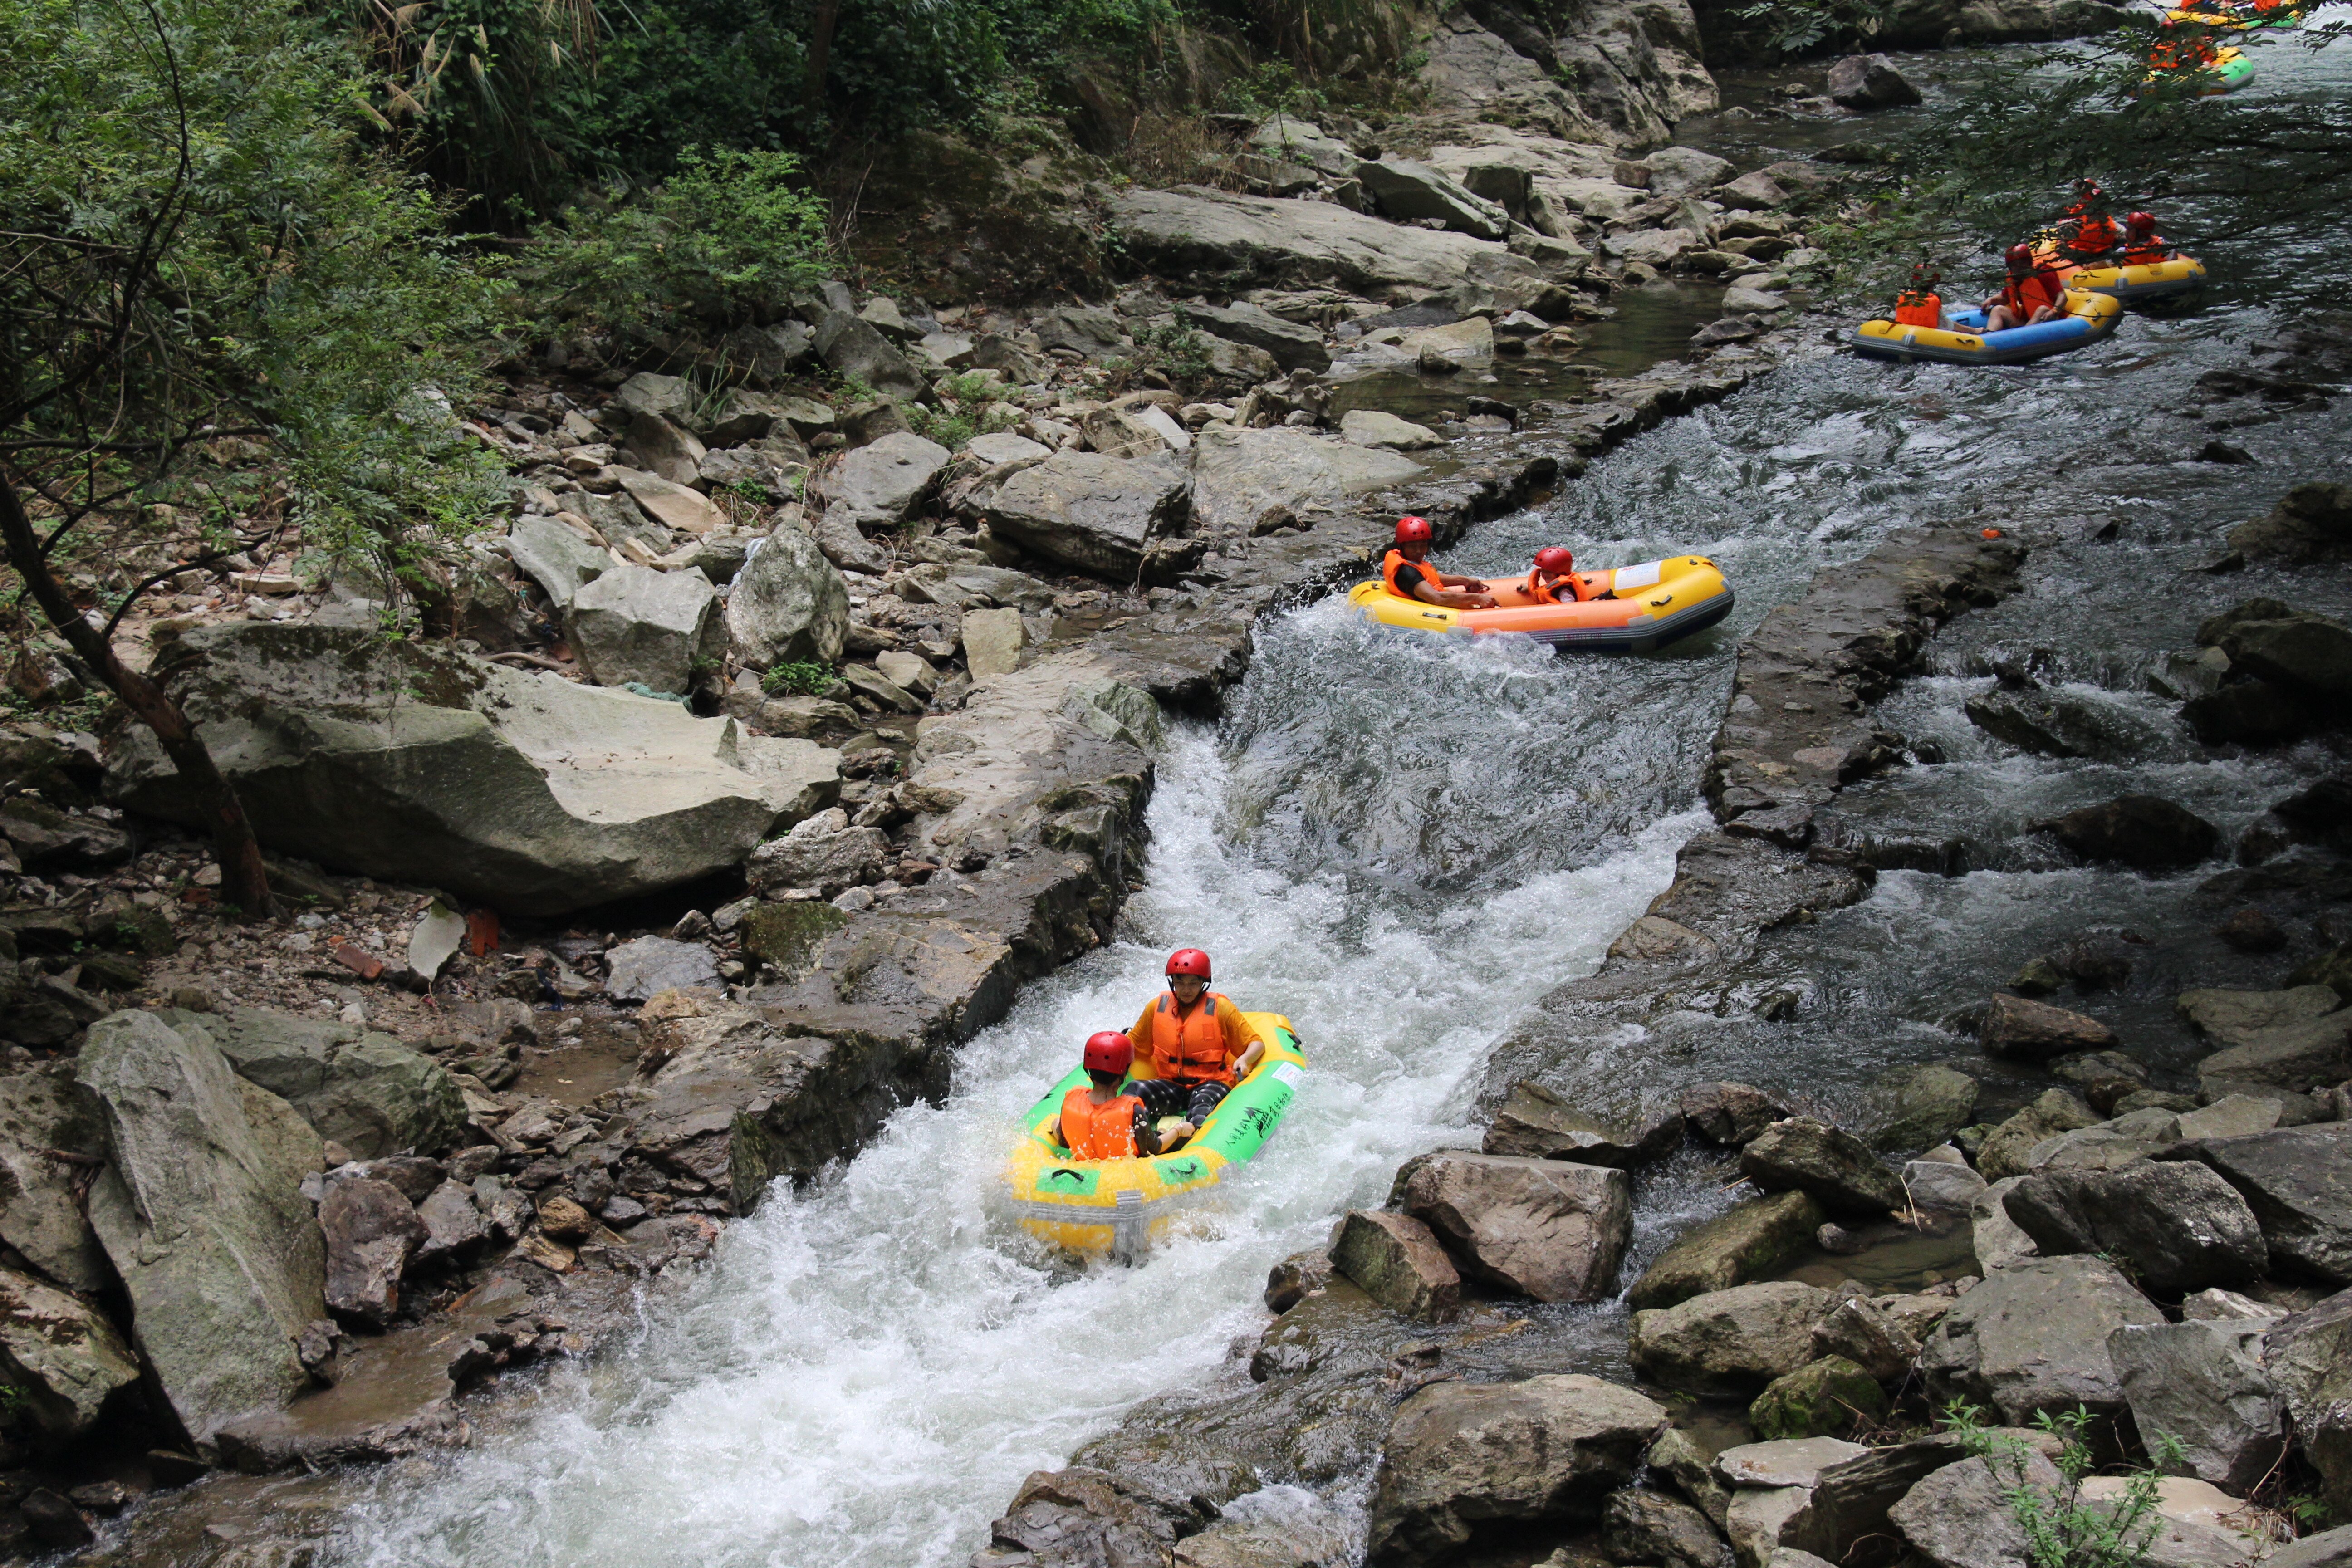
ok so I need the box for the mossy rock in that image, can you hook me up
[2289,942,2352,1000]
[739,902,848,977]
[1748,1354,1886,1440]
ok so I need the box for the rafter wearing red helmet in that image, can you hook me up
[1525,545,1597,605]
[2120,211,2173,267]
[1382,516,1498,610]
[1124,948,1266,1141]
[1981,243,2067,333]
[1048,1030,1171,1161]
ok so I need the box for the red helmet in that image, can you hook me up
[1394,515,1432,545]
[1534,546,1574,573]
[1083,1031,1134,1074]
[2005,243,2035,268]
[2127,210,2157,233]
[1165,948,1212,980]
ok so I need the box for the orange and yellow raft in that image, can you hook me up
[1348,555,1734,653]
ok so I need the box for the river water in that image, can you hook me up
[319,35,2352,1568]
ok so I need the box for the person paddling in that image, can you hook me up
[2059,181,2122,265]
[1981,243,2069,332]
[1125,949,1264,1139]
[1383,516,1497,609]
[1049,1032,1177,1159]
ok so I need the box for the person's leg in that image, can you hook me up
[1985,306,2021,332]
[1128,1079,1184,1121]
[1186,1081,1231,1125]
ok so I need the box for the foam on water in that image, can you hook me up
[325,706,1701,1568]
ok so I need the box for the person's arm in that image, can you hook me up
[1437,572,1489,589]
[1225,1004,1267,1077]
[1133,1102,1159,1156]
[1049,1116,1067,1149]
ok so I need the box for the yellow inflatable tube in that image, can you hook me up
[1004,1013,1306,1261]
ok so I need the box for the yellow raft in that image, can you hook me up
[1347,556,1734,653]
[1005,1013,1306,1261]
[1852,288,2123,366]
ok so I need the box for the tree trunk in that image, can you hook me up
[0,479,274,917]
[807,0,840,109]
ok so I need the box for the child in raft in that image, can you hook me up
[1526,546,1601,603]
[1049,1032,1186,1160]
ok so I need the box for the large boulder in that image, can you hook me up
[176,1007,466,1160]
[1750,1356,1887,1440]
[1109,186,1559,307]
[1482,1082,1682,1168]
[2109,1320,2284,1490]
[984,453,1197,582]
[726,526,851,668]
[1826,54,1922,110]
[76,1010,326,1445]
[1190,426,1425,535]
[2179,985,2343,1043]
[813,310,926,401]
[1890,1452,2064,1568]
[565,563,725,696]
[2265,1291,2352,1514]
[1980,993,2119,1061]
[1971,1176,2039,1272]
[1629,1282,1835,1397]
[505,515,609,609]
[2212,612,2352,700]
[2040,795,2221,870]
[603,936,722,1001]
[2194,1014,2352,1097]
[1399,1152,1630,1302]
[1368,1374,1666,1567]
[1630,1191,1826,1310]
[104,622,838,916]
[1868,1065,1979,1152]
[1177,302,1333,374]
[1917,1255,2160,1423]
[1977,1090,2101,1181]
[1356,158,1511,239]
[1604,1486,1733,1568]
[1682,1083,1793,1146]
[744,808,892,900]
[2003,1161,2265,1293]
[0,1069,109,1291]
[2161,1122,2352,1283]
[0,1264,139,1437]
[1739,1118,1905,1216]
[2228,485,2352,565]
[812,431,952,527]
[1329,1210,1460,1323]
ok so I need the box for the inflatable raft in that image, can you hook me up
[1347,556,1733,653]
[2143,43,2254,93]
[2032,242,2207,303]
[2166,2,2301,28]
[1851,289,2123,366]
[1005,1013,1306,1261]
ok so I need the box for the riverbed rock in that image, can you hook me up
[1178,302,1333,374]
[2180,985,2343,1042]
[1605,1486,1733,1568]
[1190,426,1426,536]
[2227,484,2352,565]
[1356,158,1512,240]
[1265,1249,1335,1314]
[2160,1122,2352,1283]
[1810,1294,1923,1381]
[2003,1161,2265,1292]
[1740,1118,1906,1216]
[1903,1159,1987,1214]
[319,1177,426,1328]
[1399,1153,1631,1303]
[1368,1373,1666,1567]
[727,526,851,668]
[1964,687,2154,764]
[2211,612,2352,701]
[1868,1065,1979,1152]
[1981,992,2119,1061]
[814,310,925,402]
[0,1070,109,1292]
[1482,1082,1683,1168]
[1918,1254,2160,1423]
[505,515,610,609]
[2266,1526,2352,1568]
[1826,54,1922,110]
[1329,1210,1460,1323]
[77,1009,326,1444]
[1629,1191,1826,1310]
[2264,1290,2352,1513]
[603,936,723,1002]
[1338,410,1444,452]
[1890,1451,2066,1568]
[2041,795,2222,870]
[2109,1320,2284,1490]
[745,808,892,901]
[108,621,835,915]
[181,1007,466,1161]
[977,1466,1189,1568]
[1681,1083,1792,1147]
[1750,1355,1887,1440]
[813,431,951,528]
[2194,1014,2352,1096]
[985,453,1195,582]
[1630,1281,1835,1396]
[1977,1090,2101,1181]
[0,1264,139,1437]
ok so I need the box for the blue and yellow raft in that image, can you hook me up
[1005,1013,1306,1261]
[1851,289,2123,366]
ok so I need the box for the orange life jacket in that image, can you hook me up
[2122,235,2170,265]
[1383,549,1436,602]
[1893,290,1942,328]
[1524,568,1593,604]
[2002,270,2065,318]
[1139,991,1244,1085]
[1059,1087,1142,1160]
[2067,216,2121,256]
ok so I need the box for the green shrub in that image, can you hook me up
[1944,1402,2190,1568]
[762,661,836,696]
[524,147,832,338]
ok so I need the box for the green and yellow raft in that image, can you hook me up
[1005,1013,1306,1261]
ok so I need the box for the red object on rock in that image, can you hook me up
[332,945,387,981]
[466,909,500,957]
